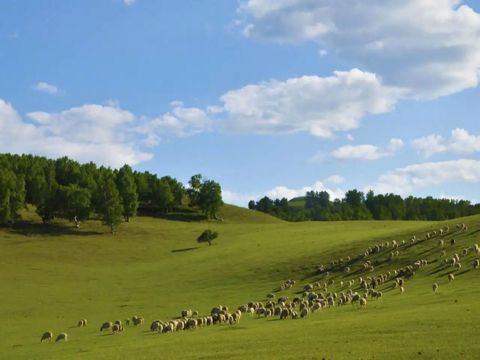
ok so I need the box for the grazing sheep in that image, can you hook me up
[192,311,199,317]
[455,262,462,270]
[55,333,68,342]
[41,331,53,342]
[359,298,367,307]
[132,316,144,326]
[181,309,192,318]
[473,259,479,269]
[439,239,444,247]
[432,283,439,293]
[163,323,174,333]
[400,286,405,294]
[187,319,197,330]
[112,324,121,334]
[176,321,185,331]
[474,244,480,255]
[448,273,455,282]
[100,322,112,332]
[77,319,87,327]
[280,308,290,319]
[451,239,456,246]
[150,320,161,332]
[300,308,309,318]
[114,320,122,327]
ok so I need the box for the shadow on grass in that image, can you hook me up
[171,247,200,253]
[3,221,102,238]
[138,207,208,222]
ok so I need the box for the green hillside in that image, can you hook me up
[1,205,479,359]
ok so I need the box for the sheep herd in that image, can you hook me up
[40,222,478,345]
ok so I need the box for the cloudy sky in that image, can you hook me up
[1,0,479,206]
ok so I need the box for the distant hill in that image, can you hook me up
[219,204,284,224]
[288,196,306,208]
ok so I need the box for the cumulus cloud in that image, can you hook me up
[324,174,345,185]
[222,190,259,207]
[142,69,403,140]
[0,99,152,168]
[220,69,403,137]
[368,159,480,194]
[32,82,61,95]
[332,138,403,160]
[135,104,212,146]
[239,0,480,99]
[266,181,344,201]
[412,128,480,157]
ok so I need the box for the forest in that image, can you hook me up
[0,153,223,231]
[248,189,480,222]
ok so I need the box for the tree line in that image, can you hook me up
[0,153,223,232]
[248,189,480,222]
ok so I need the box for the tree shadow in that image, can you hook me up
[171,247,199,253]
[3,221,102,237]
[151,213,208,222]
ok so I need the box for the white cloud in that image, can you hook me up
[222,190,259,207]
[124,0,136,6]
[0,99,152,168]
[135,104,212,145]
[141,69,403,140]
[324,174,345,185]
[240,0,480,99]
[266,181,344,201]
[413,128,480,157]
[32,82,61,95]
[332,138,403,160]
[346,134,354,141]
[368,159,480,194]
[220,69,403,137]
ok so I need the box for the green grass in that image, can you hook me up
[1,205,479,359]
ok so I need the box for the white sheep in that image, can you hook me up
[41,331,53,342]
[55,333,68,342]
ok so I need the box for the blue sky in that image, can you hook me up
[1,0,479,206]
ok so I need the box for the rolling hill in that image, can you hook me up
[0,205,479,359]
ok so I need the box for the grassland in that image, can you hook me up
[1,205,479,359]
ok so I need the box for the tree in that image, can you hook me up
[152,179,175,213]
[198,180,223,219]
[0,169,25,225]
[197,229,218,246]
[248,200,256,210]
[59,185,91,222]
[187,174,203,206]
[36,163,60,224]
[116,165,139,222]
[98,173,123,233]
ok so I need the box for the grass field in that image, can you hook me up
[1,205,479,359]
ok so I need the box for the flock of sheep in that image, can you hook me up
[40,222,478,344]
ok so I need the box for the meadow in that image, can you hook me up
[1,205,479,359]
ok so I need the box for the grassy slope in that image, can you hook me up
[0,205,479,359]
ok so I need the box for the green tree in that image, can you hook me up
[36,163,60,224]
[60,185,91,222]
[198,180,223,219]
[0,170,25,225]
[152,179,175,213]
[116,165,139,222]
[187,174,203,206]
[197,229,218,246]
[98,174,123,233]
